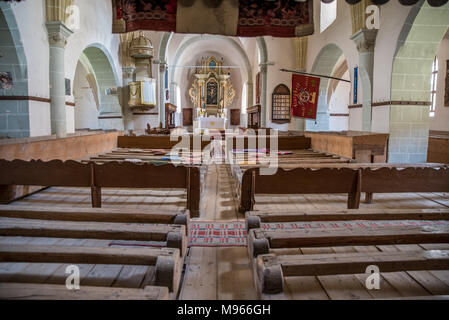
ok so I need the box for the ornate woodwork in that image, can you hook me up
[188,57,236,118]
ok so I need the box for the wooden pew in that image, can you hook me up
[0,244,183,296]
[0,283,169,300]
[0,217,187,257]
[0,205,190,233]
[245,208,449,296]
[256,250,449,294]
[248,225,449,258]
[245,208,449,230]
[239,165,449,213]
[0,159,201,218]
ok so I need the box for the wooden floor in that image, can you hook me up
[179,165,257,300]
[7,165,449,300]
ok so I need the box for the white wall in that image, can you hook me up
[73,61,99,129]
[28,101,51,137]
[264,37,295,131]
[10,0,122,136]
[329,70,350,132]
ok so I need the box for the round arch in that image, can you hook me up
[75,43,124,131]
[170,35,253,86]
[308,43,346,132]
[388,1,449,163]
[0,3,29,138]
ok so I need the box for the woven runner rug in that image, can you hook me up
[110,220,449,248]
[189,221,247,247]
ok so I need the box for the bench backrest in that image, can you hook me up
[0,159,200,216]
[240,165,449,212]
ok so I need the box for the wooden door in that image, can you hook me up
[230,109,241,126]
[183,108,193,126]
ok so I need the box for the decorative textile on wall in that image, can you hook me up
[445,60,449,107]
[113,0,177,33]
[112,0,315,37]
[291,74,320,120]
[328,0,448,6]
[237,0,314,37]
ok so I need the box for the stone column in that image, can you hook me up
[351,29,377,132]
[46,21,73,138]
[159,62,167,128]
[122,67,135,131]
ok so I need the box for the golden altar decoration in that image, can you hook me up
[188,57,236,118]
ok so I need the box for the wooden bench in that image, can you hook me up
[0,203,188,298]
[0,159,201,218]
[245,208,449,297]
[0,205,190,232]
[246,208,449,231]
[0,243,183,297]
[256,250,449,294]
[0,283,169,300]
[248,224,449,258]
[239,164,449,213]
[0,217,187,257]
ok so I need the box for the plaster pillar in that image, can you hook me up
[46,21,73,138]
[159,62,167,128]
[351,29,378,132]
[122,67,135,131]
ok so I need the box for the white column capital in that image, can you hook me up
[46,21,73,48]
[351,29,378,53]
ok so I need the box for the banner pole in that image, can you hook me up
[280,68,351,83]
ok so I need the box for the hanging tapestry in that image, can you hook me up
[112,0,314,37]
[237,0,314,37]
[112,0,178,33]
[445,60,449,107]
[291,74,320,120]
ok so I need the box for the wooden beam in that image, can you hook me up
[253,225,449,251]
[0,244,176,266]
[246,208,449,226]
[257,250,449,294]
[0,205,187,226]
[0,218,186,255]
[277,250,449,277]
[0,283,169,300]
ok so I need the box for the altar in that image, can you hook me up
[198,116,226,130]
[188,56,236,130]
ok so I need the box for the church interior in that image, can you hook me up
[0,0,449,302]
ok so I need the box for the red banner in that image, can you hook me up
[291,74,320,120]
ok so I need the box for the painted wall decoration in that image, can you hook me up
[0,72,13,90]
[445,60,449,107]
[291,74,320,120]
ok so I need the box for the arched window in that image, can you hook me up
[320,0,337,33]
[430,57,438,117]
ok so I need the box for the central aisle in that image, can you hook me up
[179,164,258,300]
